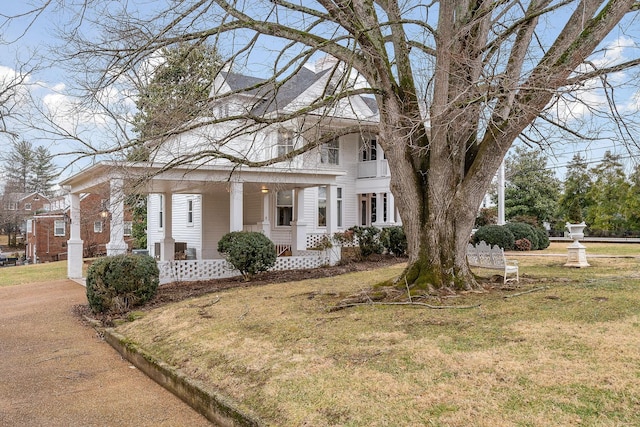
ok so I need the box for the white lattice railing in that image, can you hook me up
[157,252,333,284]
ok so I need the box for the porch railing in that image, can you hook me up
[357,159,389,178]
[157,251,333,285]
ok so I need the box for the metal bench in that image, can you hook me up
[467,241,519,284]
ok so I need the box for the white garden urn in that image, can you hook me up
[564,222,590,268]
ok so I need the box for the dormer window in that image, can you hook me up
[277,129,295,157]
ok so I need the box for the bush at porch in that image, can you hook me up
[86,254,159,314]
[217,231,277,281]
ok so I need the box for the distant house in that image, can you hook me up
[26,193,134,263]
[60,56,398,281]
[1,192,51,245]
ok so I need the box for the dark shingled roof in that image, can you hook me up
[219,66,378,116]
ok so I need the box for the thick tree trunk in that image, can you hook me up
[379,104,491,292]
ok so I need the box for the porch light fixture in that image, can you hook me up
[261,187,269,194]
[100,209,110,219]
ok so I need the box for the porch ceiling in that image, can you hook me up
[59,161,345,195]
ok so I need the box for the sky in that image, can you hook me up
[1,1,640,186]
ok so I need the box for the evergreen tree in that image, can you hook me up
[32,146,58,196]
[1,140,57,195]
[133,42,221,142]
[586,152,629,235]
[3,140,33,193]
[624,165,640,234]
[504,147,561,224]
[557,154,593,223]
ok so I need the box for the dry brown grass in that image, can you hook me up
[115,246,640,426]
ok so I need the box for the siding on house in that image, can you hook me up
[201,193,230,259]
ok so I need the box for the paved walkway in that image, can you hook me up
[0,280,212,427]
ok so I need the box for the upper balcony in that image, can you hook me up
[357,159,389,179]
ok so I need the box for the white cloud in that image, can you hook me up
[553,36,639,123]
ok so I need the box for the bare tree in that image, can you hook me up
[19,1,640,290]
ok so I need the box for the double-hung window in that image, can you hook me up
[158,195,164,229]
[320,138,339,165]
[337,188,343,228]
[277,130,295,157]
[360,138,377,161]
[187,199,194,225]
[318,187,327,227]
[276,190,293,226]
[54,220,66,236]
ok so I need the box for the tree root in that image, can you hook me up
[328,301,481,312]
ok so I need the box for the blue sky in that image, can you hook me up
[1,1,639,184]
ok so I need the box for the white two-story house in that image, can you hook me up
[61,56,398,281]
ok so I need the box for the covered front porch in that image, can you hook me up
[60,161,345,283]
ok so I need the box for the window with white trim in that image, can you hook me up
[320,138,339,165]
[318,187,326,227]
[54,220,66,236]
[276,190,293,226]
[277,129,295,157]
[124,221,133,236]
[360,138,377,161]
[24,203,32,211]
[158,195,164,229]
[94,221,103,233]
[187,199,194,225]
[337,187,343,228]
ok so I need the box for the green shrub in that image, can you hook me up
[86,254,159,314]
[380,226,407,256]
[534,227,550,249]
[504,222,539,250]
[472,225,515,250]
[217,231,276,280]
[350,226,384,257]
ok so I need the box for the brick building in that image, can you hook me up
[26,193,134,263]
[1,192,51,246]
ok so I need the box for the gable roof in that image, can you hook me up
[216,59,379,118]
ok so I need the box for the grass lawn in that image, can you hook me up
[114,243,640,426]
[0,261,68,287]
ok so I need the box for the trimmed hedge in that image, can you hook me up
[534,227,550,249]
[350,226,384,257]
[473,225,515,250]
[504,222,539,250]
[217,231,276,280]
[473,222,550,251]
[86,254,159,314]
[380,226,407,257]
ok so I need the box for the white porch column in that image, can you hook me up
[373,192,384,226]
[106,178,128,256]
[229,181,244,232]
[386,192,396,224]
[67,193,83,279]
[291,188,307,254]
[326,185,337,235]
[258,192,271,237]
[160,193,175,261]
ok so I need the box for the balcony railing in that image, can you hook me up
[357,159,389,178]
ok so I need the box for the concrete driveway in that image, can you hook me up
[0,279,212,426]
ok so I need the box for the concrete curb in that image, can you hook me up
[101,327,264,427]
